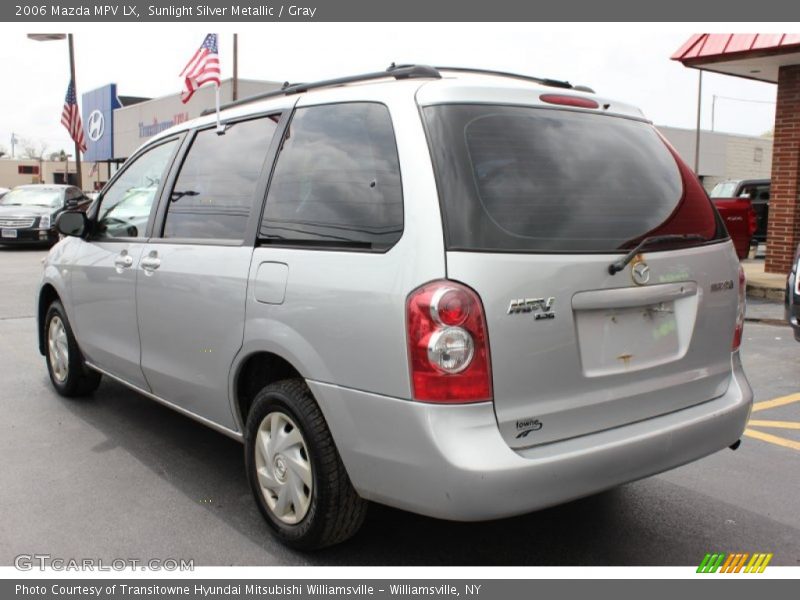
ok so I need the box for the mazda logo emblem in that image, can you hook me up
[631,260,650,285]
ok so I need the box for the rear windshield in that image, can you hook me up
[423,105,719,253]
[710,181,739,198]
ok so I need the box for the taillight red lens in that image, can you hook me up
[539,94,599,109]
[748,206,758,237]
[733,265,746,351]
[407,280,492,403]
[431,287,471,326]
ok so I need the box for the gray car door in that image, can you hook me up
[135,114,284,429]
[69,137,181,389]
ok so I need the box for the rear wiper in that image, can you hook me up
[608,234,707,275]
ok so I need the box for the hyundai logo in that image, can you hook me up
[87,110,105,142]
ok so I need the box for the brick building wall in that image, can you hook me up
[765,65,800,274]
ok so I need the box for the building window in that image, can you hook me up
[18,165,39,175]
[754,147,763,163]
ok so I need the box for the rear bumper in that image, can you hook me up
[309,353,753,521]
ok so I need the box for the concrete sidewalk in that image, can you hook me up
[742,259,787,302]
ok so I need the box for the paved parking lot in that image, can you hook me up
[1,247,798,566]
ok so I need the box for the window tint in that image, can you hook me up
[163,116,279,240]
[260,103,403,250]
[95,139,179,239]
[423,105,721,253]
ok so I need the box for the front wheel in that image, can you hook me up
[245,379,368,549]
[44,300,101,397]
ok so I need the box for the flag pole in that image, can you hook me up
[215,84,223,133]
[67,34,82,188]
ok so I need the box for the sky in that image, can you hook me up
[0,24,780,158]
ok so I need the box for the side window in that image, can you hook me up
[95,139,179,239]
[163,115,280,240]
[260,103,403,250]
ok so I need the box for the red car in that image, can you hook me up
[712,196,758,259]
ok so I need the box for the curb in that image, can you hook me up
[746,283,785,302]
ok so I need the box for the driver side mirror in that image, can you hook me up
[56,211,89,238]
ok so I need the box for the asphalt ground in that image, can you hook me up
[0,247,798,566]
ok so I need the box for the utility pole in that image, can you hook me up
[694,70,703,174]
[232,33,239,101]
[711,94,717,132]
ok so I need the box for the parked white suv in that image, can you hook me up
[39,65,753,549]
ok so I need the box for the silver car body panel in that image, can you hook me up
[447,242,741,449]
[68,240,150,389]
[136,243,254,430]
[308,352,751,521]
[230,84,447,428]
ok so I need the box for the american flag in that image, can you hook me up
[180,33,221,104]
[61,80,86,153]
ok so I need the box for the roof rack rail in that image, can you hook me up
[434,66,573,90]
[201,63,441,116]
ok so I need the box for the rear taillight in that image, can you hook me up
[733,265,746,351]
[748,206,758,237]
[406,280,492,403]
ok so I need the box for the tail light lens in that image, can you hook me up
[733,265,746,351]
[407,280,492,403]
[747,206,758,237]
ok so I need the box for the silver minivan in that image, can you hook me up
[38,65,753,549]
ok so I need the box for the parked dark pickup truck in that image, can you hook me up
[711,178,770,250]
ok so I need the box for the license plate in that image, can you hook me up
[575,301,680,376]
[1,228,17,239]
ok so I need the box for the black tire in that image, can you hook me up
[245,379,368,550]
[44,300,101,397]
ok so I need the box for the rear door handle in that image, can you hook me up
[140,252,161,274]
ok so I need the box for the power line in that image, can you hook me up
[713,95,776,105]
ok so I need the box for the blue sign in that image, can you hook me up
[82,83,121,162]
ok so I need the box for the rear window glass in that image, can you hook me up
[423,105,717,253]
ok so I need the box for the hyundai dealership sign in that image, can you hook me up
[82,84,121,162]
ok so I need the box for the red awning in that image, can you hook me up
[672,34,800,83]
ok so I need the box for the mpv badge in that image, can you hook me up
[507,297,556,320]
[631,260,650,286]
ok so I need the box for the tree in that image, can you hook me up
[0,144,7,158]
[18,138,48,160]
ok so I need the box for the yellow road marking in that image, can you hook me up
[748,419,800,430]
[744,428,800,451]
[752,393,800,413]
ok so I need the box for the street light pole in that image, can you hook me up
[67,34,82,188]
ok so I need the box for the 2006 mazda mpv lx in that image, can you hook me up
[39,65,753,549]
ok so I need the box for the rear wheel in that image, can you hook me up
[44,300,101,397]
[245,379,367,549]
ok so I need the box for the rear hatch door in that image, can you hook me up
[421,101,739,448]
